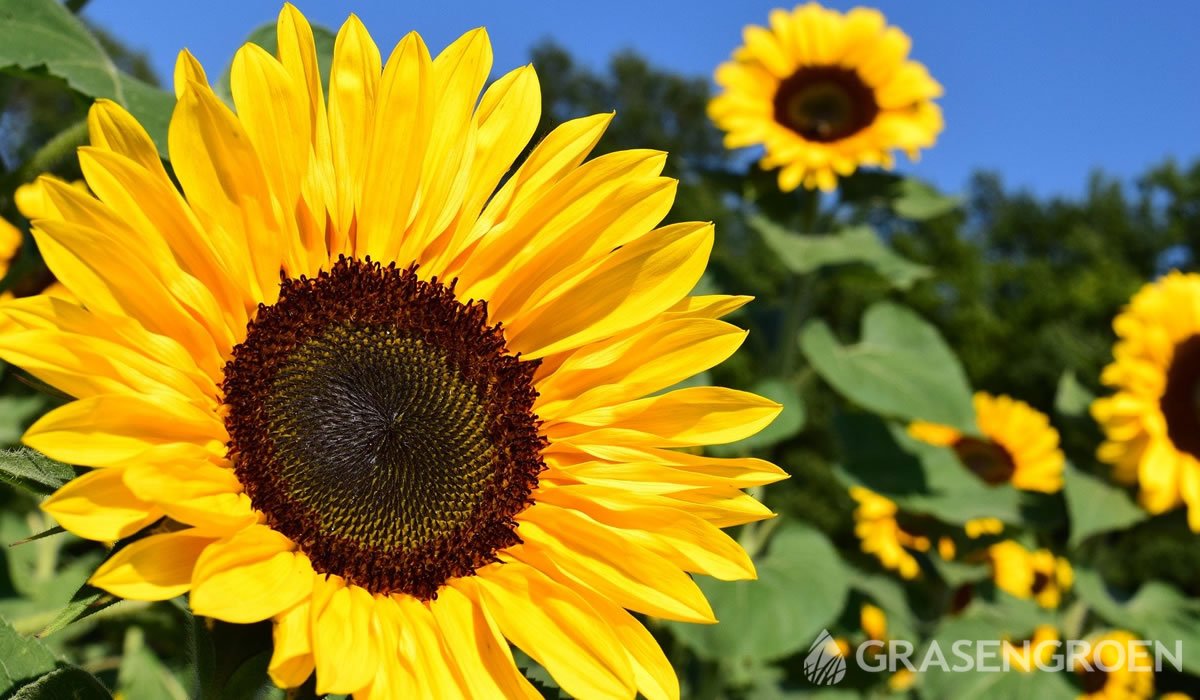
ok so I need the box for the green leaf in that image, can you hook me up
[669,523,848,662]
[0,615,59,695]
[39,583,119,639]
[710,378,804,455]
[892,179,960,221]
[800,302,976,433]
[1063,464,1146,547]
[1054,371,1096,418]
[0,0,173,155]
[1074,568,1200,674]
[752,217,930,290]
[213,20,337,105]
[11,666,111,700]
[0,448,74,496]
[117,627,195,700]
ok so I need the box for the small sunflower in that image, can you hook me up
[708,2,943,191]
[1093,271,1200,530]
[849,487,929,579]
[1,6,787,698]
[910,392,1065,493]
[988,540,1072,609]
[1073,630,1154,700]
[858,604,915,691]
[1002,625,1058,673]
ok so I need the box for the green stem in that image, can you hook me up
[18,119,88,184]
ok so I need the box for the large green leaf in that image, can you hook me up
[1063,464,1146,547]
[669,524,849,662]
[752,217,929,290]
[1074,568,1200,675]
[117,627,190,700]
[0,0,173,154]
[800,302,976,434]
[11,666,111,699]
[0,448,74,496]
[0,615,59,695]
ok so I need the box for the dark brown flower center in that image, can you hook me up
[1161,335,1200,459]
[222,257,544,599]
[953,437,1016,485]
[1078,666,1109,694]
[773,66,879,142]
[1031,570,1052,595]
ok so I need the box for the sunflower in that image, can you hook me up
[1093,272,1200,530]
[1002,625,1058,673]
[1073,630,1154,700]
[708,2,943,192]
[910,392,1065,493]
[849,487,929,579]
[988,540,1073,609]
[0,6,788,698]
[858,604,914,690]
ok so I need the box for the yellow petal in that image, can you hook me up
[462,562,635,699]
[90,529,216,600]
[24,394,225,468]
[87,99,167,178]
[505,222,714,359]
[427,585,542,700]
[550,387,781,448]
[327,14,381,246]
[311,579,379,695]
[568,582,680,700]
[269,601,314,688]
[385,595,470,697]
[536,484,756,581]
[41,468,161,541]
[355,32,432,262]
[515,505,715,623]
[536,318,747,420]
[190,525,314,623]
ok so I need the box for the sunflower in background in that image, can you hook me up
[0,5,788,698]
[910,392,1065,493]
[988,540,1072,609]
[1001,625,1058,673]
[0,217,19,294]
[859,603,915,691]
[1073,631,1154,700]
[708,2,943,191]
[1093,272,1200,530]
[849,486,930,579]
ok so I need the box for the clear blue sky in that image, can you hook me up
[83,0,1200,199]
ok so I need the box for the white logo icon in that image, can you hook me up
[804,629,847,686]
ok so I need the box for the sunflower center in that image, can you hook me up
[1078,666,1108,694]
[1031,570,1052,595]
[773,66,879,142]
[1161,334,1200,459]
[953,437,1017,485]
[222,257,544,599]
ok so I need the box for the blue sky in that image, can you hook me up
[84,0,1200,198]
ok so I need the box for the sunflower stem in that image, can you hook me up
[18,119,89,185]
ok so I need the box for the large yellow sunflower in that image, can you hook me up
[0,6,787,698]
[708,2,943,192]
[1093,271,1200,530]
[910,392,1065,493]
